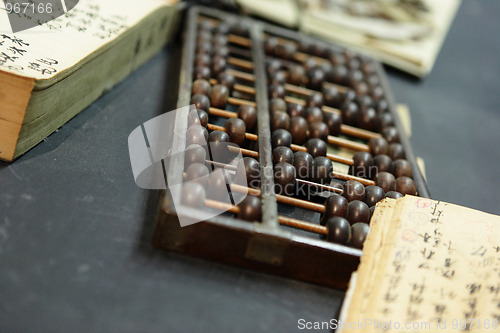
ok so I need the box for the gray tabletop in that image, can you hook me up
[1,2,499,332]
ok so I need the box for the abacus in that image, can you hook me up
[153,6,430,289]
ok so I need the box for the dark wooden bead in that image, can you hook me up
[323,193,348,222]
[266,59,282,74]
[373,154,393,176]
[306,92,323,108]
[282,42,297,60]
[351,223,370,249]
[343,180,365,202]
[188,109,202,127]
[181,182,206,209]
[197,109,209,128]
[347,58,361,71]
[313,156,332,184]
[194,53,211,67]
[375,172,396,193]
[371,85,385,102]
[303,58,317,72]
[271,129,292,148]
[386,191,403,199]
[196,30,212,43]
[237,105,257,131]
[198,20,213,32]
[274,162,296,195]
[298,39,313,53]
[294,151,313,180]
[215,22,231,34]
[268,84,286,99]
[328,50,346,66]
[208,129,229,143]
[308,121,329,141]
[231,21,250,37]
[210,84,229,109]
[196,40,212,55]
[218,72,235,91]
[328,65,348,85]
[224,118,246,146]
[207,170,229,201]
[305,106,323,124]
[382,126,400,143]
[269,70,287,85]
[239,157,260,188]
[388,143,406,160]
[368,74,381,88]
[352,151,374,178]
[271,111,290,131]
[323,86,343,108]
[185,144,207,166]
[375,113,394,132]
[358,107,377,131]
[287,103,305,118]
[265,37,279,55]
[185,163,210,188]
[186,125,208,146]
[341,102,359,126]
[191,94,210,112]
[212,55,227,77]
[392,159,412,178]
[396,176,416,195]
[347,70,364,86]
[193,65,211,80]
[323,111,342,137]
[326,217,351,244]
[307,67,325,91]
[353,82,369,96]
[289,116,308,144]
[311,43,327,57]
[269,98,287,115]
[306,138,327,158]
[368,137,389,156]
[364,185,385,207]
[192,79,211,96]
[347,200,370,224]
[272,146,294,165]
[214,46,229,58]
[213,34,228,47]
[288,65,306,86]
[237,196,262,222]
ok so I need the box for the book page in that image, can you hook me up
[0,0,172,80]
[344,196,500,332]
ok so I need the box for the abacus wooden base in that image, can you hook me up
[153,193,361,290]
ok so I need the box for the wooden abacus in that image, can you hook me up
[153,6,430,290]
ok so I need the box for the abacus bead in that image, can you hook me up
[191,94,210,112]
[388,143,406,160]
[382,126,400,143]
[305,107,323,124]
[271,111,290,131]
[282,42,297,60]
[272,146,294,165]
[237,105,257,131]
[306,138,327,158]
[271,129,292,148]
[293,151,313,180]
[269,70,287,85]
[392,159,412,178]
[323,193,348,222]
[352,151,374,178]
[193,66,211,80]
[357,107,377,131]
[287,103,305,118]
[188,109,202,127]
[218,72,235,91]
[368,137,389,156]
[208,129,229,143]
[346,200,370,224]
[240,157,260,188]
[274,162,296,195]
[343,180,365,202]
[185,144,207,166]
[210,84,229,109]
[326,217,351,244]
[386,191,403,199]
[208,130,229,159]
[269,98,287,115]
[373,154,393,176]
[265,37,279,55]
[212,55,227,77]
[289,116,308,144]
[323,112,342,137]
[198,20,212,32]
[307,67,325,90]
[181,182,206,209]
[224,118,246,146]
[396,176,416,195]
[375,113,394,131]
[313,156,332,184]
[364,185,385,207]
[213,34,228,47]
[268,84,286,99]
[375,172,396,193]
[341,102,359,126]
[186,125,208,146]
[288,64,306,85]
[308,121,329,141]
[215,22,231,34]
[312,43,327,57]
[207,171,229,201]
[192,79,211,96]
[214,46,229,58]
[194,53,210,67]
[351,223,370,249]
[266,59,281,74]
[238,196,262,222]
[323,86,343,108]
[197,109,208,128]
[328,65,348,85]
[185,163,210,188]
[375,99,389,114]
[306,92,323,108]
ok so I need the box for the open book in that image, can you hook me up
[338,196,500,332]
[0,0,180,162]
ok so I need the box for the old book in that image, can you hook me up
[0,0,181,162]
[338,196,500,332]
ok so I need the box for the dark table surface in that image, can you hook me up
[1,2,499,332]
